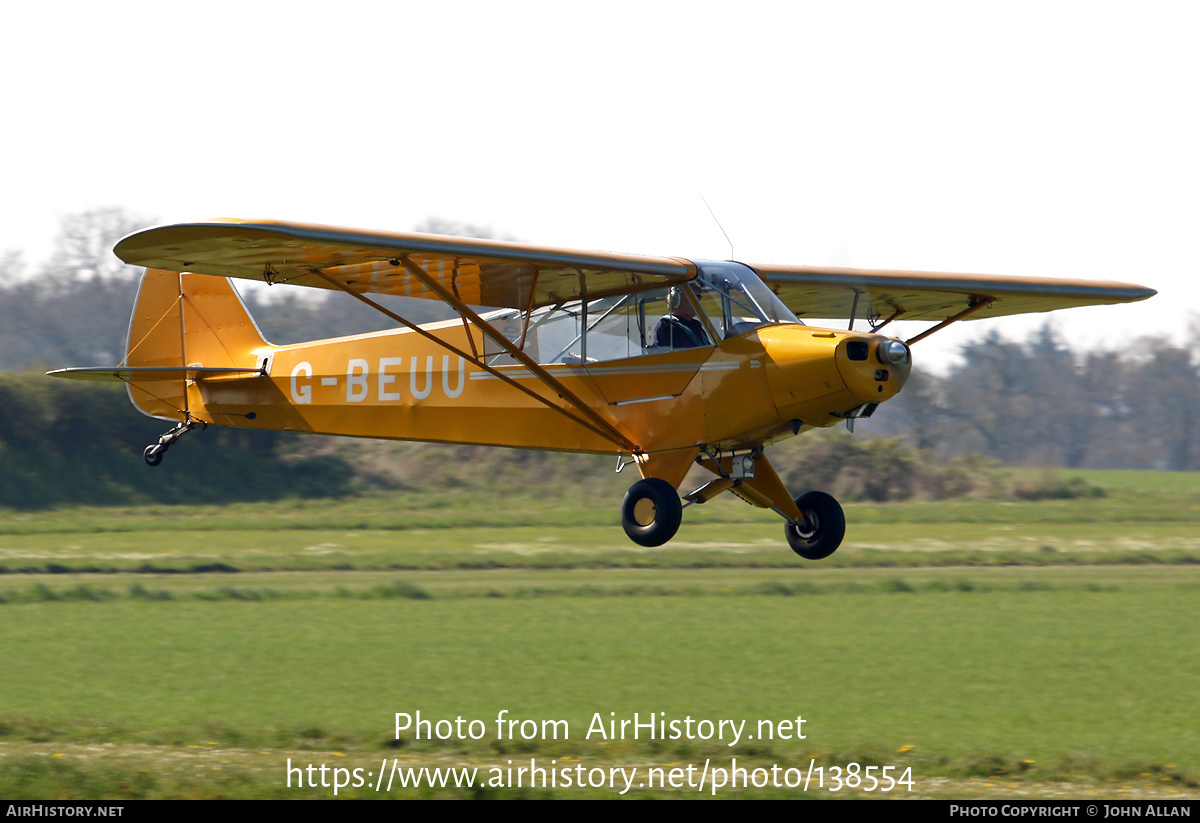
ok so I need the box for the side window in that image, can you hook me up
[481,285,720,367]
[515,287,713,365]
[694,287,736,339]
[530,301,585,364]
[480,308,527,361]
[585,294,647,361]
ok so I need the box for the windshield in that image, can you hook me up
[692,261,801,338]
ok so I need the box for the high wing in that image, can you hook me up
[114,219,694,309]
[114,219,1155,325]
[753,264,1156,324]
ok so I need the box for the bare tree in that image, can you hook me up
[1119,338,1200,470]
[45,206,150,287]
[0,250,24,284]
[413,217,517,241]
[33,208,154,366]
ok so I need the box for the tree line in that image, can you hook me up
[866,324,1200,471]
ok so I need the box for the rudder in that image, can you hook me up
[125,269,268,420]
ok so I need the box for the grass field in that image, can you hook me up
[1,469,1198,799]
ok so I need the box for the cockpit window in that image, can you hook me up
[692,262,801,339]
[483,263,797,365]
[487,286,714,366]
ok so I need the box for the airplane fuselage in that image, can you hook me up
[188,317,910,456]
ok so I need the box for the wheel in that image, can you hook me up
[785,491,845,559]
[621,478,683,547]
[143,445,163,467]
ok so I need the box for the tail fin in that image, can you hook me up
[125,269,269,419]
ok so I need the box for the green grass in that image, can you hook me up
[2,566,1198,798]
[1,474,1198,575]
[0,468,1197,798]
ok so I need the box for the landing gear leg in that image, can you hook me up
[785,491,845,560]
[621,478,683,547]
[143,417,205,467]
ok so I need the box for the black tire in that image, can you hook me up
[621,478,683,547]
[785,491,845,560]
[143,445,163,467]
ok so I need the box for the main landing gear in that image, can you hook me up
[618,451,847,560]
[143,417,205,466]
[784,491,845,560]
[620,478,684,547]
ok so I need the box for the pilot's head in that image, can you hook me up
[668,286,696,318]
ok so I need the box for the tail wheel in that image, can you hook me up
[785,491,845,560]
[621,478,683,547]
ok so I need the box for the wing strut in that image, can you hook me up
[869,308,906,333]
[394,256,639,452]
[905,298,995,346]
[309,270,639,452]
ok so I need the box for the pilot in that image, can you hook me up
[654,287,708,348]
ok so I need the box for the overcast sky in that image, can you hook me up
[3,1,1195,369]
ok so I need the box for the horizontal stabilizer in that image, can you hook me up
[46,366,264,383]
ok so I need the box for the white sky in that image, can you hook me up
[3,1,1196,370]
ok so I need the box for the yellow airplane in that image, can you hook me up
[48,220,1155,558]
